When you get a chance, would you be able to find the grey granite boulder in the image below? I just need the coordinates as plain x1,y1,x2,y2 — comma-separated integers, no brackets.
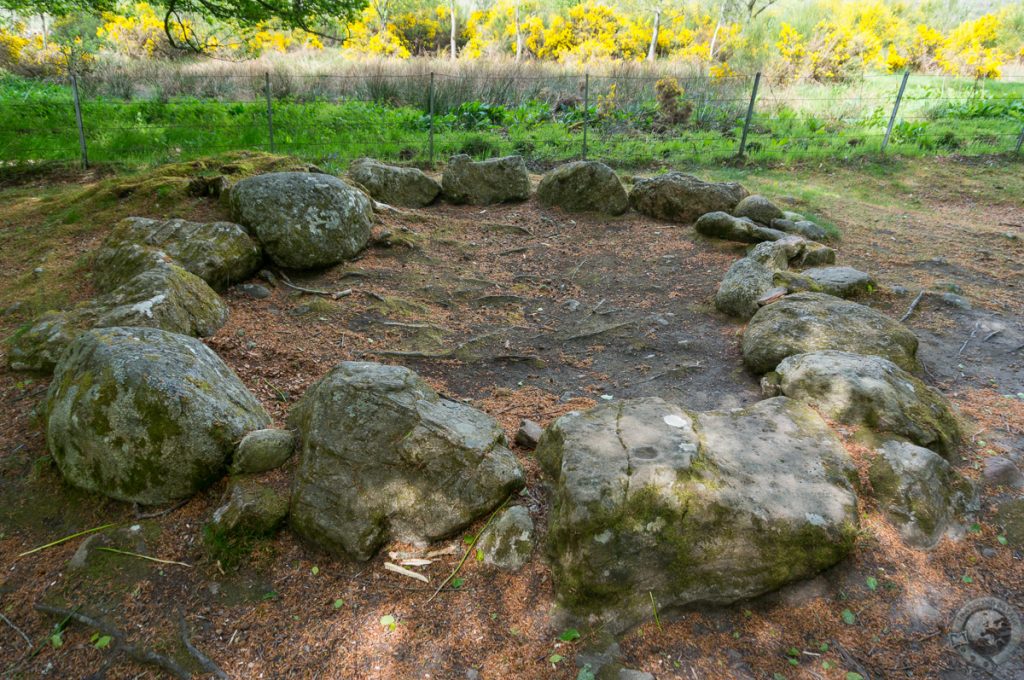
869,441,975,549
478,505,534,571
207,476,289,540
715,257,777,319
228,172,372,269
733,194,783,225
539,396,858,632
742,293,920,374
770,218,829,242
288,361,526,560
695,212,787,243
348,158,441,207
802,266,874,297
536,161,628,215
232,428,295,474
96,217,262,291
629,173,748,223
45,327,271,504
441,154,531,205
775,351,960,458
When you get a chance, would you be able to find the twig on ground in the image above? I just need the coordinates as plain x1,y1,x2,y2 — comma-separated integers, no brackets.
831,639,872,680
0,613,31,649
982,329,1002,342
18,523,116,558
568,258,588,281
899,291,924,322
425,498,508,605
179,614,229,680
276,270,352,299
958,321,979,356
95,547,191,567
384,562,429,583
34,604,191,680
134,498,188,520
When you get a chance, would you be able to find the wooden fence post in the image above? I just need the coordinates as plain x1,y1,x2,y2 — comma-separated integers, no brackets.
265,72,275,153
738,71,761,158
428,72,435,167
881,70,910,155
582,72,589,161
71,73,88,168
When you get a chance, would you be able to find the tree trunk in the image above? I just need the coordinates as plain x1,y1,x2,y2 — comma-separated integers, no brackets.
708,6,723,61
514,2,523,62
646,9,660,61
40,13,47,50
449,0,457,60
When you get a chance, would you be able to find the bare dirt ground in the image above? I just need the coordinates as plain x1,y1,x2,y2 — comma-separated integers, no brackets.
1,153,1023,679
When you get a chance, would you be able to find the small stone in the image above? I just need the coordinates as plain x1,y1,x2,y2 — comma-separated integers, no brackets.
939,292,971,310
207,476,289,541
258,269,277,286
238,283,271,299
232,428,296,475
983,457,1024,488
564,299,582,312
891,285,909,296
515,419,543,450
33,267,44,276
477,506,534,571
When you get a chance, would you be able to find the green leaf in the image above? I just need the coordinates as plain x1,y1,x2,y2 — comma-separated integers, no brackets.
788,657,799,666
846,673,864,680
50,631,63,648
333,599,344,609
451,577,465,590
463,535,475,545
261,590,278,600
819,642,829,652
968,523,982,533
93,634,112,649
475,548,484,562
822,660,833,670
786,647,799,657
311,566,320,575
866,576,878,591
841,609,856,625
549,653,564,665
997,535,1008,545
559,628,581,642
773,674,787,680
961,574,973,584
575,665,596,680
380,614,396,631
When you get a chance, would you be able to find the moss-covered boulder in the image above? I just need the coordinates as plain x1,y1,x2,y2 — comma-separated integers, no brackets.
695,211,787,243
748,235,836,269
715,257,777,319
8,263,228,374
228,171,372,269
771,218,829,242
776,350,960,458
478,505,534,571
868,441,976,549
348,158,441,207
96,217,262,291
441,154,531,205
539,396,858,633
629,173,748,223
231,428,295,474
536,161,628,215
208,476,289,540
288,361,526,560
45,327,271,505
733,194,784,225
742,292,920,374
90,242,172,292
801,266,874,298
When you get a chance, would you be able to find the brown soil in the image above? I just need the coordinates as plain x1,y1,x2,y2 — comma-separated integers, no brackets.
1,154,1022,679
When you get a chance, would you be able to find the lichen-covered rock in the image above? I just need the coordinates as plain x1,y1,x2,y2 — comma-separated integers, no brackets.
715,257,776,319
536,161,628,215
45,327,271,504
869,441,975,549
748,235,835,269
629,173,748,223
996,498,1024,546
348,158,441,207
802,266,874,298
478,505,534,571
441,154,531,205
207,476,289,540
539,396,858,632
96,217,262,290
695,212,787,243
91,242,172,292
776,351,960,458
8,263,228,373
232,428,295,474
771,218,829,242
734,194,783,225
288,361,526,560
742,292,920,374
228,171,372,269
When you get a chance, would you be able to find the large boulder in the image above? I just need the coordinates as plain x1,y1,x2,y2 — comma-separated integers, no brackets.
539,396,858,632
733,194,783,225
629,173,748,223
771,218,829,242
348,158,441,207
748,236,836,268
231,428,295,474
441,154,531,205
228,172,372,269
536,161,628,215
742,292,920,374
207,476,290,541
774,351,960,458
288,362,526,560
96,217,262,291
695,212,787,243
45,327,271,505
868,441,975,549
8,263,228,373
715,257,776,319
478,505,535,571
802,266,874,298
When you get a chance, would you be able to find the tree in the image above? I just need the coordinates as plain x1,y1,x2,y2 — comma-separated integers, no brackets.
156,0,368,51
0,0,115,46
448,0,456,59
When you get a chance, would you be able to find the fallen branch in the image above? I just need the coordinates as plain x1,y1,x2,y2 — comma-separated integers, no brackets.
34,604,190,680
424,499,508,605
899,291,924,323
95,547,191,568
561,321,635,342
134,498,189,520
384,562,429,583
276,270,352,299
179,614,229,680
18,523,116,558
0,613,31,649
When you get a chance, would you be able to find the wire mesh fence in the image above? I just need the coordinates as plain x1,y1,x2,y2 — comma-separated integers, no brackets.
1,69,1022,171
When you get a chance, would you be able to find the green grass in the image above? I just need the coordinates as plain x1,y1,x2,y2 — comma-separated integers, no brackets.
1,72,1021,172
